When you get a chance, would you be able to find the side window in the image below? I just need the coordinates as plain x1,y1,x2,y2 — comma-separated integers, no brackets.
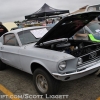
4,33,19,46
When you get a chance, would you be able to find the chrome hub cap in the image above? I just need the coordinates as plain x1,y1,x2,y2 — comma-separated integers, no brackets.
36,74,48,93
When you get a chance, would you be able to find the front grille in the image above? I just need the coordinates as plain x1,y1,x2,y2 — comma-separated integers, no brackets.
77,47,100,69
71,43,100,57
81,49,100,64
70,43,100,69
77,56,100,68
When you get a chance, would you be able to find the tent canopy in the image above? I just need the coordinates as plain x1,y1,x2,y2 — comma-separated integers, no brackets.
25,3,69,19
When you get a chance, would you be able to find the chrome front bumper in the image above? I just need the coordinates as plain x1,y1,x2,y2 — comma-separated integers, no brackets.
52,60,100,81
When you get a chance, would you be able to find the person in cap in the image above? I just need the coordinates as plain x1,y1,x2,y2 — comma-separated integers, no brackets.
0,22,8,37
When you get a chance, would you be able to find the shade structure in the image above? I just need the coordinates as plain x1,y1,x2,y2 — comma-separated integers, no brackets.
25,3,69,19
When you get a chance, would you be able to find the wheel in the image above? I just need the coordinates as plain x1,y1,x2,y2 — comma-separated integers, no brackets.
0,60,6,71
33,68,60,97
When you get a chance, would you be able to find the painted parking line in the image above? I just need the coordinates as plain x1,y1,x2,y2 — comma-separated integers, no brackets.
0,84,20,100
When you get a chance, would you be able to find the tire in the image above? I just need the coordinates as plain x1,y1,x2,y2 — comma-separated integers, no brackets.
33,68,60,97
0,60,6,71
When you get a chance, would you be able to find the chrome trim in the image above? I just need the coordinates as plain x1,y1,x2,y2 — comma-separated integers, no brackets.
77,59,100,71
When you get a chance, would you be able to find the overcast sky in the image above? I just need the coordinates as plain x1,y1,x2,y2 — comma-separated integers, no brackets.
0,0,100,22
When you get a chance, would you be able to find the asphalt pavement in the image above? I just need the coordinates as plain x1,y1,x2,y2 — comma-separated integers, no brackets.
0,66,100,100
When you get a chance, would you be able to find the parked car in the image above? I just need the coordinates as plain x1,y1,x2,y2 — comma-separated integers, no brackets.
3,22,18,31
0,12,100,96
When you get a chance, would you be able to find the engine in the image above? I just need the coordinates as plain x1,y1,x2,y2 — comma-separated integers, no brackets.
38,38,100,57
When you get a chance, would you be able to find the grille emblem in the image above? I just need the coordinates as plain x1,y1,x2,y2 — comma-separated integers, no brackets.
89,52,97,59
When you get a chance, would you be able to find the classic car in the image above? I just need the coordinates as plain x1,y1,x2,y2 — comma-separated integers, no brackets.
0,12,100,96
3,22,18,31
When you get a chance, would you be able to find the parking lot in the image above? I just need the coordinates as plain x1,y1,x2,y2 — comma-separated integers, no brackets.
0,66,100,100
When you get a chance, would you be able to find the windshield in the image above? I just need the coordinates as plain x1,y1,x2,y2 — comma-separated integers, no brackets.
18,28,49,45
87,22,100,34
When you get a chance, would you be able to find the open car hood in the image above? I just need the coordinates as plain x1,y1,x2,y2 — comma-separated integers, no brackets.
36,12,100,46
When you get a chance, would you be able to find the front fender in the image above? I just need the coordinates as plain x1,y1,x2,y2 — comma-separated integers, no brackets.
30,59,57,74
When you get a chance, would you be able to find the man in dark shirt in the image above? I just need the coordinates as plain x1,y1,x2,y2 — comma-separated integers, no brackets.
0,22,8,37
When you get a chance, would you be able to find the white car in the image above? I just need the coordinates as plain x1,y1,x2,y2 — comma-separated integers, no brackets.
0,12,100,96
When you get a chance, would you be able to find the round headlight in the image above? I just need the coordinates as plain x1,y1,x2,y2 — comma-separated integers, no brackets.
58,61,67,71
77,57,83,65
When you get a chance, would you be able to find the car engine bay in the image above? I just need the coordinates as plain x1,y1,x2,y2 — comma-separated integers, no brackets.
38,38,100,57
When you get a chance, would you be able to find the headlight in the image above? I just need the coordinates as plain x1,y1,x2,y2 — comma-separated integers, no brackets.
58,61,67,71
77,57,83,65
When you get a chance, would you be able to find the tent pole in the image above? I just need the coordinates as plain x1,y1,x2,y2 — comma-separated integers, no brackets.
45,13,47,25
45,13,46,20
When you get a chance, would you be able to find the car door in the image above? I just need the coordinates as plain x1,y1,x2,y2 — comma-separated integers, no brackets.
1,33,22,69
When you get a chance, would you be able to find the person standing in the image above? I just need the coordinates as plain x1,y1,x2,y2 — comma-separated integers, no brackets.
0,22,8,37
